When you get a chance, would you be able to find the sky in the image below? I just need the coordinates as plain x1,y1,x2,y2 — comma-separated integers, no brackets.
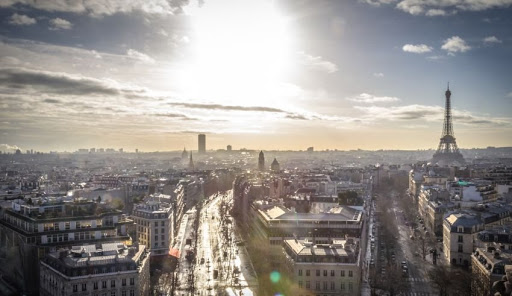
0,0,511,153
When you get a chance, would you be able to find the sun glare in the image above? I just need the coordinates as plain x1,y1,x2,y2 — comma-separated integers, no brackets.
179,0,293,106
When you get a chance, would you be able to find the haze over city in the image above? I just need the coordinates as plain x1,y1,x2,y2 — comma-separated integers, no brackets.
1,0,512,152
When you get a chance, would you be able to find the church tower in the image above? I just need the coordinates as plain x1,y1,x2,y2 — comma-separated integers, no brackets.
258,151,265,171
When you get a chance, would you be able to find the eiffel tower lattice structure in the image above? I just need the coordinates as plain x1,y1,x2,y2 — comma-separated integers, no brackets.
432,84,465,166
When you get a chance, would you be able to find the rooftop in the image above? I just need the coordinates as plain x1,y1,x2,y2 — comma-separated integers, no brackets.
260,205,362,222
42,242,148,276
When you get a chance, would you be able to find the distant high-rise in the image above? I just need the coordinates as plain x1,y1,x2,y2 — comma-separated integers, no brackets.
188,152,195,171
227,145,232,151
258,150,265,171
432,84,465,166
198,134,206,154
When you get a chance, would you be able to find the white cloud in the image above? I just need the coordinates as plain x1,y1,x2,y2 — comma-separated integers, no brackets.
373,72,384,78
483,36,502,44
126,49,156,64
0,143,22,153
441,36,471,53
355,104,512,126
49,18,73,30
426,9,446,16
297,51,338,74
363,0,512,16
347,93,400,103
0,0,195,17
402,44,433,53
360,0,397,7
426,55,446,60
8,13,36,26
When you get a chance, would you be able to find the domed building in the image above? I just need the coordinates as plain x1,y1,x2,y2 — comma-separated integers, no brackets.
271,158,280,173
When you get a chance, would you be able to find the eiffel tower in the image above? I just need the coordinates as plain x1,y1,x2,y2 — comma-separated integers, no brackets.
432,84,465,166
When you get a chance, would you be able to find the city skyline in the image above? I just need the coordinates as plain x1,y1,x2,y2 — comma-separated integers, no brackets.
1,0,512,152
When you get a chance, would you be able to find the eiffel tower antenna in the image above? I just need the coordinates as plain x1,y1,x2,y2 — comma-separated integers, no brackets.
432,84,465,166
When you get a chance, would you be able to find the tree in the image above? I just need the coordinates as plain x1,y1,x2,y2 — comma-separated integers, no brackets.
428,265,452,296
112,199,124,210
428,265,472,296
97,195,101,203
338,190,363,206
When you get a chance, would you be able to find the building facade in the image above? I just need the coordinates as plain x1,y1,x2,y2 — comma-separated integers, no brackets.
443,213,484,266
283,238,361,296
40,242,150,296
0,197,133,295
132,199,174,256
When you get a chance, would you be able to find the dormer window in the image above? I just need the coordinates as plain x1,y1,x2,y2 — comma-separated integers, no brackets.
457,226,464,233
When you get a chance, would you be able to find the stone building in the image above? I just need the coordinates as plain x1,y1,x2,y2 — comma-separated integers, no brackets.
39,242,150,296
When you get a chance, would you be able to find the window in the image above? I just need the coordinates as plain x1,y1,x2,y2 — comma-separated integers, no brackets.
161,235,164,241
122,291,127,296
349,282,353,291
331,281,335,290
349,270,353,277
458,244,463,252
458,235,463,243
73,284,78,292
122,278,126,286
111,292,116,296
306,270,310,276
130,278,134,285
155,235,158,241
316,270,320,276
154,222,158,227
94,282,98,290
323,281,327,290
323,270,327,276
161,221,165,226
331,270,335,276
298,269,302,276
306,281,310,289
130,291,135,296
65,222,70,230
298,281,303,288
111,280,115,288
82,283,87,291
155,228,158,234
341,270,345,277
102,281,107,288
315,281,320,291
341,282,345,290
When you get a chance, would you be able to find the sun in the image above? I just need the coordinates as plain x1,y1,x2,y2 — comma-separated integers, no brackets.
179,0,293,107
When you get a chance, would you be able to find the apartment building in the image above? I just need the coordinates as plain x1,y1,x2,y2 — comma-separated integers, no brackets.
40,242,150,296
